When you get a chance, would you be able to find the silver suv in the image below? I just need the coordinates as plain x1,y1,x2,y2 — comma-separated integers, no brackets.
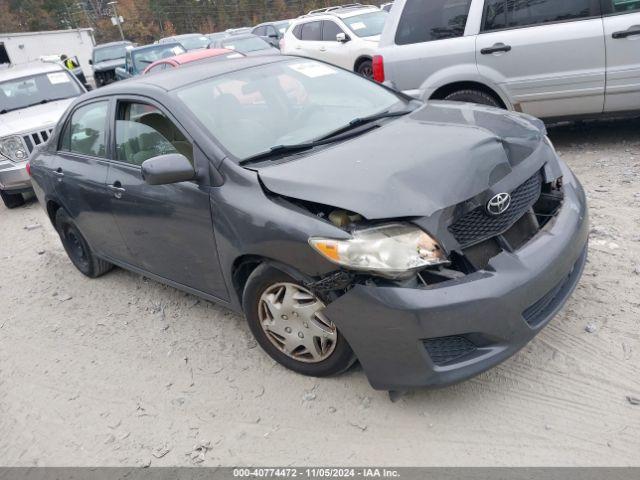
376,0,640,120
0,61,85,208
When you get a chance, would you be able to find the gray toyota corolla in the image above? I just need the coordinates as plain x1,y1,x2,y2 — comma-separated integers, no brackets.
29,56,589,391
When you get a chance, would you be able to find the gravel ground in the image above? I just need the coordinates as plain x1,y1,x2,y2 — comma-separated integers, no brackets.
1,118,639,467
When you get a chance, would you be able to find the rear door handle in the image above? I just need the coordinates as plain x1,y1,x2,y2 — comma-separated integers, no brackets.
108,183,126,199
319,46,326,52
612,27,640,39
481,43,512,55
53,168,64,181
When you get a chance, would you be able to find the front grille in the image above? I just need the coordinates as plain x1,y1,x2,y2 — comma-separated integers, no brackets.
423,336,477,366
22,128,54,154
449,172,543,248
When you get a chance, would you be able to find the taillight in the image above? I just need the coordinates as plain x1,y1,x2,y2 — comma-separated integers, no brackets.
26,161,31,176
372,55,385,83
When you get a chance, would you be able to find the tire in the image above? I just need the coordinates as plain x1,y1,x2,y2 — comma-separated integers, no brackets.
1,190,25,209
54,209,113,278
242,264,356,377
443,89,502,108
356,59,373,79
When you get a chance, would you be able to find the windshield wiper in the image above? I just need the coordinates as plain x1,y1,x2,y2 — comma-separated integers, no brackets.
240,123,380,166
315,109,413,142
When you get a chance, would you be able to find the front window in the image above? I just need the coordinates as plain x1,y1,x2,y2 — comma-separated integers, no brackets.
220,36,271,53
176,59,407,161
178,35,211,50
132,45,185,72
93,45,128,63
343,11,388,37
0,71,83,114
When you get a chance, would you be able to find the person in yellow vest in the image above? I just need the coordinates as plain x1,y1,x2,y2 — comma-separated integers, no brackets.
60,54,79,71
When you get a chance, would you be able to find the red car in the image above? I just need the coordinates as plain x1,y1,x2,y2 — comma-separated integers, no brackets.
142,48,244,74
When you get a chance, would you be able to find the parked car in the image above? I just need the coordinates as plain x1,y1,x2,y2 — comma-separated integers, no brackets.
0,61,85,208
158,34,211,51
28,56,588,391
252,20,292,48
210,34,280,56
206,32,229,44
376,0,640,120
90,41,133,87
142,48,245,74
115,43,186,80
282,4,389,78
225,27,253,35
380,2,393,12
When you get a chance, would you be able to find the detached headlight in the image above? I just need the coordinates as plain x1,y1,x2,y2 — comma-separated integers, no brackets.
0,136,29,162
309,223,448,278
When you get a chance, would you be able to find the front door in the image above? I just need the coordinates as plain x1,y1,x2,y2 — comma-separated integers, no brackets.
601,0,640,112
476,0,606,118
54,100,123,258
105,99,228,301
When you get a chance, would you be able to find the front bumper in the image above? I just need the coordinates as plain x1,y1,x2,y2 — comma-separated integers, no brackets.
325,163,589,390
0,160,32,193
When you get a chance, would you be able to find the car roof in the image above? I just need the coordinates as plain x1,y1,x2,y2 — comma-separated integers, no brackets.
84,55,286,96
130,42,183,53
168,48,237,65
94,41,132,49
0,61,65,82
296,4,379,21
220,33,259,41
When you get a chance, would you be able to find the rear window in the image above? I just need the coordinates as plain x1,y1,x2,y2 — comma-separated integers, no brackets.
605,0,640,13
483,0,599,31
300,21,322,41
395,0,472,45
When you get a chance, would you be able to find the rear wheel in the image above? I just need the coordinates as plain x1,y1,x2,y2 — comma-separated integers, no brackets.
243,265,356,377
55,209,113,278
443,89,502,108
1,190,25,209
356,59,373,79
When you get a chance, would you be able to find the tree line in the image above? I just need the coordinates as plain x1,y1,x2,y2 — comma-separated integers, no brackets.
0,0,382,44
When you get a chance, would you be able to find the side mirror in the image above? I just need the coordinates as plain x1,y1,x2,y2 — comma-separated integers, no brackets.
141,154,195,185
89,59,93,65
336,33,349,43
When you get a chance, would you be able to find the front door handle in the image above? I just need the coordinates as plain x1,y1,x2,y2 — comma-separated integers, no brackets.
612,27,640,39
108,183,126,199
53,167,64,182
319,46,326,52
481,43,512,55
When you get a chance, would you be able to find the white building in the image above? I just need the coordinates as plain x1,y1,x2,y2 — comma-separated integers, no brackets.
0,28,95,77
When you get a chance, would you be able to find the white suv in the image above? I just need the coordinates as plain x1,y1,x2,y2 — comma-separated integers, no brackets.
376,0,640,120
282,4,389,78
0,61,85,208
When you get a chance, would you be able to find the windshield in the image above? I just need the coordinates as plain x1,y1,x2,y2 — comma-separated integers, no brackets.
178,35,211,50
221,36,270,53
344,11,388,37
177,59,406,160
0,71,82,114
133,45,185,72
94,45,128,63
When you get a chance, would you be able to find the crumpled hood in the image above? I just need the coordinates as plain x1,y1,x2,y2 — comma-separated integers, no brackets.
93,58,125,72
256,102,548,219
0,98,75,138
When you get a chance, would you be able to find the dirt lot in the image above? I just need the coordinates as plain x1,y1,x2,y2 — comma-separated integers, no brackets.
1,118,639,467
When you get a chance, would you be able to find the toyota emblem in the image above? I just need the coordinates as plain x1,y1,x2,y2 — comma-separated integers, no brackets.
487,193,511,216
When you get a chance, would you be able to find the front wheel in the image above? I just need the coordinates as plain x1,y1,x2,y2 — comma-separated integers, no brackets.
443,89,502,108
1,190,25,209
242,265,356,377
55,209,113,278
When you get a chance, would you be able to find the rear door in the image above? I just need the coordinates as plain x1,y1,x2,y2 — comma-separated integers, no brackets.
105,98,228,300
54,100,124,258
601,0,640,112
386,0,477,91
476,0,606,118
297,20,324,59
